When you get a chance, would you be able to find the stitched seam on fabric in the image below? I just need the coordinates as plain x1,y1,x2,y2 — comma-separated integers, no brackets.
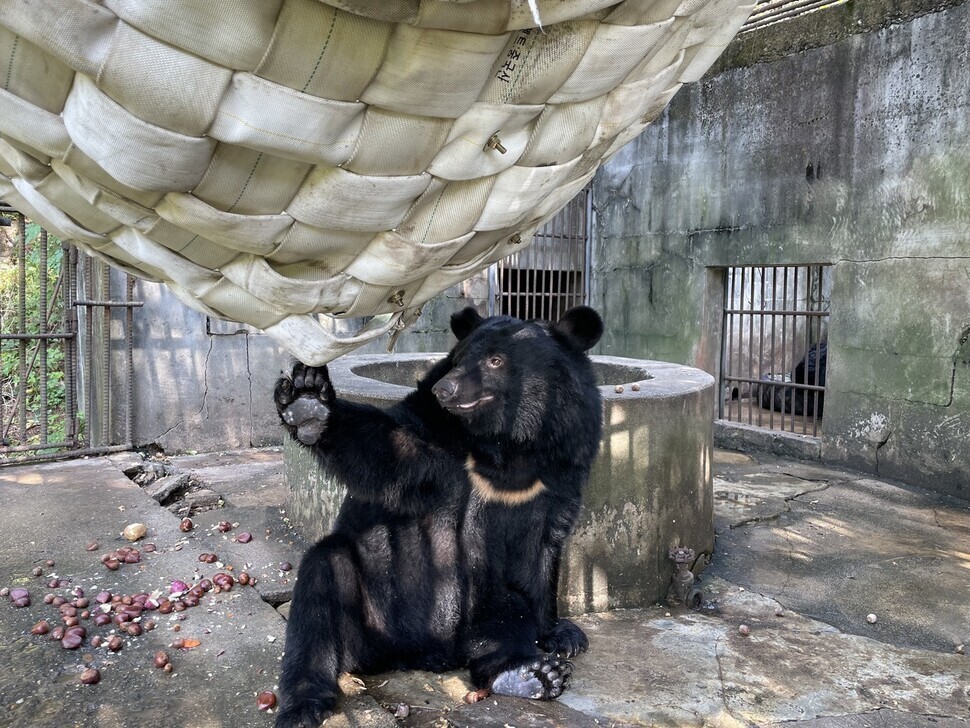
227,152,263,213
4,34,18,90
302,9,338,93
217,110,341,150
420,188,445,244
178,234,201,253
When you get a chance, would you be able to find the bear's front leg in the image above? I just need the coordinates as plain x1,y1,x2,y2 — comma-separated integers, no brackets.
275,363,335,445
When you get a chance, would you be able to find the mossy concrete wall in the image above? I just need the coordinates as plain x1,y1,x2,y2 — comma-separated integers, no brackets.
284,354,715,613
590,0,970,498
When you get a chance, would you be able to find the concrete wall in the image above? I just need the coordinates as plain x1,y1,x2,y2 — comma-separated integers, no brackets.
589,0,970,498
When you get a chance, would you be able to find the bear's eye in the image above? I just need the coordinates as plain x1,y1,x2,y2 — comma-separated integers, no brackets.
486,355,504,369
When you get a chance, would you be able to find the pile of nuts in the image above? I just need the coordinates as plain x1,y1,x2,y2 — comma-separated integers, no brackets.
6,540,260,690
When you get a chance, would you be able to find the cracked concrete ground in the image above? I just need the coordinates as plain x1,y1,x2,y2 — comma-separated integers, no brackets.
0,448,967,727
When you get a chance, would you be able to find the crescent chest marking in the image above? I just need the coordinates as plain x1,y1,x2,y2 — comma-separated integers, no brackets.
465,455,546,506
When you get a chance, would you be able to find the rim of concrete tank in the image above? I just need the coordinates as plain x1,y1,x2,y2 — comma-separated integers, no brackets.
327,353,714,402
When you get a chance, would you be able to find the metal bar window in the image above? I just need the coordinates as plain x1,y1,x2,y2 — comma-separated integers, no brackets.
720,264,830,436
489,185,592,320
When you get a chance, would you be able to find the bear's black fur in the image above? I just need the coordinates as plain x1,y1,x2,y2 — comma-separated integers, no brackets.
273,306,604,728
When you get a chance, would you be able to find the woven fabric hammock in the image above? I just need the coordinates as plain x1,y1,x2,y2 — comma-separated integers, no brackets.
0,0,753,364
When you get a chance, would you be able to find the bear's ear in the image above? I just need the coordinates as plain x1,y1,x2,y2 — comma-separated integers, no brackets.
450,307,485,341
551,306,603,352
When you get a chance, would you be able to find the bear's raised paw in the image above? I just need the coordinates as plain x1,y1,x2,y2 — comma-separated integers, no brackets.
275,364,335,446
490,655,572,700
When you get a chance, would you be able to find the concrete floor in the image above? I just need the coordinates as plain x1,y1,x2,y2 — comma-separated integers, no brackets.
0,447,966,727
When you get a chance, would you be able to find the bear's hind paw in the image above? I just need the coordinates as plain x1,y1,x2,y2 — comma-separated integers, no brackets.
490,655,572,700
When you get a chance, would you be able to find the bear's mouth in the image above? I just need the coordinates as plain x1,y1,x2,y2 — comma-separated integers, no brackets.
449,395,494,412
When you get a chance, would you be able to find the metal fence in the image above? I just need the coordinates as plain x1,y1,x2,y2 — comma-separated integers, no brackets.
720,264,830,436
488,186,591,320
0,204,139,463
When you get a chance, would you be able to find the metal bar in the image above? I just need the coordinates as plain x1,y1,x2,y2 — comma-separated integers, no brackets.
767,267,776,430
39,229,49,443
16,215,27,443
100,264,110,445
84,255,93,448
780,267,789,431
125,275,134,444
720,268,731,419
723,308,828,316
0,333,74,340
73,300,144,308
790,266,799,433
0,442,132,464
746,266,754,425
65,244,78,443
756,267,766,428
584,187,593,307
729,374,825,391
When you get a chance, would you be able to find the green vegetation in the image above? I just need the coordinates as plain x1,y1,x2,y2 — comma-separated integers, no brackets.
0,221,69,449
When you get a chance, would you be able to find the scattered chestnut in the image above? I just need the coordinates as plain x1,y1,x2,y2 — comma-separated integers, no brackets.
236,532,252,544
179,518,194,532
85,541,99,552
30,620,50,635
217,521,233,533
256,691,277,711
237,572,251,586
106,636,123,652
31,566,43,577
154,651,170,668
79,668,100,685
279,562,293,572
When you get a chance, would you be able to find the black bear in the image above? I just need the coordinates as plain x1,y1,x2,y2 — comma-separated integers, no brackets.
272,306,604,728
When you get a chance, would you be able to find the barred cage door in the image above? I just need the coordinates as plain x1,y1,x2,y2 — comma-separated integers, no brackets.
720,264,830,436
0,203,139,463
488,186,591,321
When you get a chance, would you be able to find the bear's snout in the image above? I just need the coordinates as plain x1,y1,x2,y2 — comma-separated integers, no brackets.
431,377,458,403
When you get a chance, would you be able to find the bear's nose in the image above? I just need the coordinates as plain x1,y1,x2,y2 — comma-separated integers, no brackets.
432,378,458,403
